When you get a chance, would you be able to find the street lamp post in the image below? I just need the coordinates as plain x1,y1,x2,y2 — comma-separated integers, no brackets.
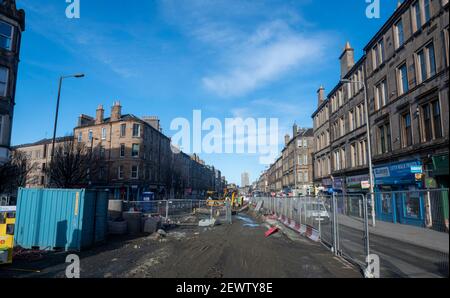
50,74,85,165
341,79,376,227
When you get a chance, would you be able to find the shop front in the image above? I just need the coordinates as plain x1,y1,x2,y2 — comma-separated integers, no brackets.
373,160,427,227
427,154,449,231
346,174,370,217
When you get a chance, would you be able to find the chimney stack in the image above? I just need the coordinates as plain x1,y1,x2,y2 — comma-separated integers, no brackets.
111,101,122,122
293,123,298,137
339,42,355,79
143,116,161,131
285,134,290,146
96,105,104,124
317,85,325,106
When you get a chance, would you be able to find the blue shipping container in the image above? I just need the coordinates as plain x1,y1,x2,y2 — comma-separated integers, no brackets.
15,188,109,251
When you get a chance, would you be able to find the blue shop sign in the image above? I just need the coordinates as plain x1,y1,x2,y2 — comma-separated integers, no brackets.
374,160,422,186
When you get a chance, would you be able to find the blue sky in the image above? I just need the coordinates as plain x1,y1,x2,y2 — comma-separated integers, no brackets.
13,0,400,185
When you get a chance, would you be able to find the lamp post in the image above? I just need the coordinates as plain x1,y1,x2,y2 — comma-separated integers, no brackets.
341,79,376,227
50,74,85,164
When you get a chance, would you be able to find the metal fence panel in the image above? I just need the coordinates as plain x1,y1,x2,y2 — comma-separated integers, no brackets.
334,194,367,267
367,189,449,278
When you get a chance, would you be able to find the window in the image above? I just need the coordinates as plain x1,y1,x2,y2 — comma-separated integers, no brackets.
131,165,139,179
351,143,357,167
417,43,436,84
118,165,124,180
101,127,107,140
395,19,404,48
378,123,392,154
120,144,125,157
378,39,385,64
0,66,9,96
375,79,387,109
427,43,436,77
0,21,13,50
423,103,432,141
120,124,126,137
372,39,385,69
397,63,409,95
339,117,345,137
132,124,141,137
421,100,442,142
444,28,449,67
417,49,427,82
401,112,413,147
413,1,422,32
87,130,93,142
132,144,139,157
349,110,354,131
77,132,82,142
340,148,346,169
433,101,442,138
334,151,341,171
424,0,431,23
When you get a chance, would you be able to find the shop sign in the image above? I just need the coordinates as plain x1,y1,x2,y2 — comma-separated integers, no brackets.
374,160,422,186
346,175,370,189
361,181,371,189
410,166,423,174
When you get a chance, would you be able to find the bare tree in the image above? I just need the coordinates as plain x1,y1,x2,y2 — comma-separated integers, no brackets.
45,139,102,189
0,151,34,195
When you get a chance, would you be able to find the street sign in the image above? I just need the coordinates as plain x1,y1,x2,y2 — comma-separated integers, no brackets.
410,166,423,174
361,181,371,189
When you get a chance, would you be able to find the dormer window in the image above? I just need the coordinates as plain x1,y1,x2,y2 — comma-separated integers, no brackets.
0,21,13,51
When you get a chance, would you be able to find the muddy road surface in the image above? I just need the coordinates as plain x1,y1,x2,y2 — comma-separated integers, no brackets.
0,212,361,278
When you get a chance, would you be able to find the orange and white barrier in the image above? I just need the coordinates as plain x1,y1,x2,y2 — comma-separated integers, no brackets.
269,213,320,242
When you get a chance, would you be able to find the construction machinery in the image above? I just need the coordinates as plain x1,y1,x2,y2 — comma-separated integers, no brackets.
0,206,16,265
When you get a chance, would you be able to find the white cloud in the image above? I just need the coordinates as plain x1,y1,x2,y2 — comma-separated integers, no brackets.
202,20,327,97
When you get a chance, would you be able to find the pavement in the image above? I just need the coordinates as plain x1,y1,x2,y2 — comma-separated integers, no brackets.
319,215,449,278
337,214,449,253
0,212,361,278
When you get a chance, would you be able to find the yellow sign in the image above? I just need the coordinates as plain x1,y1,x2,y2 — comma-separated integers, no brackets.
0,206,16,265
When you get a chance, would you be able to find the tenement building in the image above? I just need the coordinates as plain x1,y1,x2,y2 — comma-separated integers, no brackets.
264,125,314,196
72,102,219,201
365,0,449,194
328,43,369,194
13,137,72,187
0,0,24,165
312,0,449,228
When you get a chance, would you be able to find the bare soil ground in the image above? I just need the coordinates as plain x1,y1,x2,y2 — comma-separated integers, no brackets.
0,212,361,278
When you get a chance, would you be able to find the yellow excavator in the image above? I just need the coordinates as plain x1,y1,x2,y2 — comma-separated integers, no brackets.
206,188,241,208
